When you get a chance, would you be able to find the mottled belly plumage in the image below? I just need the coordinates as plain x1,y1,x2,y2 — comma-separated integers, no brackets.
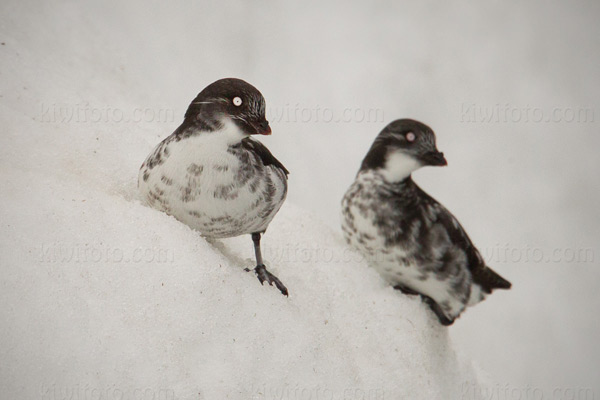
138,137,287,239
341,174,472,319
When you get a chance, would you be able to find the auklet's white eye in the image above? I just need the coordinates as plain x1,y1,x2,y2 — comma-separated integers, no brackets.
233,97,243,106
406,132,416,142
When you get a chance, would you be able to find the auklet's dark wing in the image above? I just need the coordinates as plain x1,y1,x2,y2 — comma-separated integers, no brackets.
418,187,512,293
241,137,289,177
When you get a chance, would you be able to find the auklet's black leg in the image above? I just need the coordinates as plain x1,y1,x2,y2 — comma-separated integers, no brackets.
421,296,454,326
246,232,288,296
393,285,420,296
394,285,453,325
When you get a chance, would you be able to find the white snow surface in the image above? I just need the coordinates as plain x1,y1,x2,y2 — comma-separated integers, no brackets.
2,170,477,399
1,0,599,399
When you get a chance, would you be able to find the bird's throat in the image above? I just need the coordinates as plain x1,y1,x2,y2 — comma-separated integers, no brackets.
380,151,421,183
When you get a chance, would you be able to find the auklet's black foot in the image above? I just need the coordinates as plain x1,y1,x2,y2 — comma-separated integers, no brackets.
246,264,289,296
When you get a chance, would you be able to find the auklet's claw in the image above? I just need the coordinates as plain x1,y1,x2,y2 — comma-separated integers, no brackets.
251,264,289,296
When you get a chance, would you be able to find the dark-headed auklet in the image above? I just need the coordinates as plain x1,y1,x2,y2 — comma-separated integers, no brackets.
341,119,510,325
139,78,289,295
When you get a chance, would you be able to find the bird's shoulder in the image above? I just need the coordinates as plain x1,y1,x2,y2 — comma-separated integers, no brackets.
415,185,511,291
238,137,289,176
415,186,485,266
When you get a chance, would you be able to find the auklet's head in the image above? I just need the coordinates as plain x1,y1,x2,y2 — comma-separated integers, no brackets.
360,119,447,182
184,78,271,136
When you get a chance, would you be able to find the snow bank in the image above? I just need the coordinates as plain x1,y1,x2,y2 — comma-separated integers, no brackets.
0,1,482,399
1,171,479,399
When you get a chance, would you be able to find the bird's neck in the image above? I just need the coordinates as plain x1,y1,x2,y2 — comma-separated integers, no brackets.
383,174,417,193
360,142,420,184
175,118,248,147
385,176,422,208
379,151,420,183
358,169,415,190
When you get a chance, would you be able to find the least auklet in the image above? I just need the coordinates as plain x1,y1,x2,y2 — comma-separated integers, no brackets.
139,78,289,295
341,119,511,325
